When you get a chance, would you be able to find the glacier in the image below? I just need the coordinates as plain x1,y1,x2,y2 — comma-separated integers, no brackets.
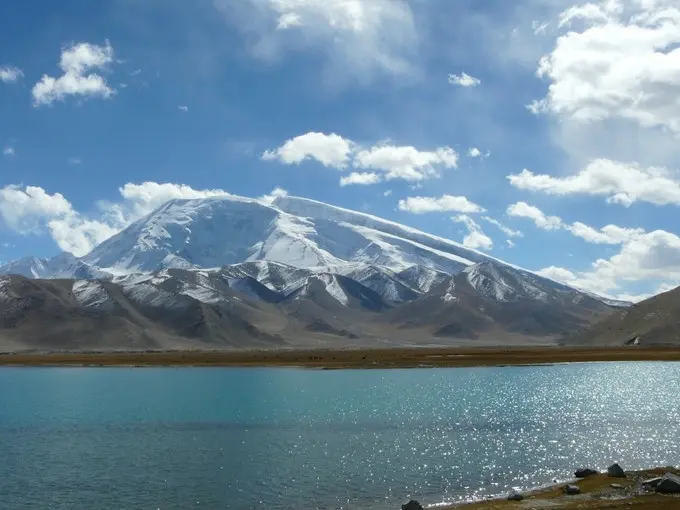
0,193,629,309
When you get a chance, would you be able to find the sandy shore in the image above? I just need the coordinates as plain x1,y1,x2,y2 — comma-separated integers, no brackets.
0,346,679,368
450,467,680,509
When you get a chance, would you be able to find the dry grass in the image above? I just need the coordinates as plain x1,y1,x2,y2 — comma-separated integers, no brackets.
0,346,679,368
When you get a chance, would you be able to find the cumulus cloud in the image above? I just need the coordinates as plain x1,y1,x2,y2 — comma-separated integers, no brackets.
567,222,644,245
216,0,417,82
507,202,563,230
262,132,354,168
530,0,680,136
3,147,15,156
0,66,23,83
32,41,116,106
0,186,74,233
339,172,381,186
537,227,680,300
353,145,458,182
448,72,481,87
508,159,680,207
481,216,523,237
264,132,460,185
398,195,485,214
178,105,189,112
0,182,232,256
452,214,493,251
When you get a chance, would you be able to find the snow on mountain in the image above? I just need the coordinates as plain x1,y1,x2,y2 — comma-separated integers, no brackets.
457,260,601,307
0,252,110,279
79,194,499,276
81,197,342,273
331,263,420,303
0,193,628,310
0,253,110,280
72,280,115,312
397,265,449,294
218,261,310,294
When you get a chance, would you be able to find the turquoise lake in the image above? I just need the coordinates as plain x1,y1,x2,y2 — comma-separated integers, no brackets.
0,362,678,509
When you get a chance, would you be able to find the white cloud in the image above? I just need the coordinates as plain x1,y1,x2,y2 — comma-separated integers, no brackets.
507,201,563,230
383,189,392,197
537,227,680,299
448,72,481,87
468,147,481,158
531,0,680,136
178,105,189,112
116,182,230,219
0,66,23,83
452,214,493,251
339,172,381,186
47,217,120,257
217,0,417,82
481,216,523,237
262,132,354,168
508,159,680,206
68,157,82,165
354,145,459,182
398,195,485,214
260,186,289,203
506,239,515,248
0,186,74,233
567,222,644,245
3,147,15,156
0,182,232,256
264,132,459,184
536,265,578,284
32,41,116,106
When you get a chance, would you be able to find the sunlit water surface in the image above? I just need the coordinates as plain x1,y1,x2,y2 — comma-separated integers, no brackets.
0,362,678,509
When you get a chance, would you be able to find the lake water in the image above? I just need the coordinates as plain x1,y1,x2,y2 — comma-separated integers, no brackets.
0,362,678,509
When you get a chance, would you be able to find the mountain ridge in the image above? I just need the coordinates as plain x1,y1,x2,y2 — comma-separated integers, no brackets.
0,193,630,351
0,193,625,304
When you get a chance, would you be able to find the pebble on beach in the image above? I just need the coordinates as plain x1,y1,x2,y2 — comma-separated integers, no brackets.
564,484,581,495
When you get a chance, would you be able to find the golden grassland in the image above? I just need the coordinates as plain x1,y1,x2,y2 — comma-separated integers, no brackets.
0,345,679,368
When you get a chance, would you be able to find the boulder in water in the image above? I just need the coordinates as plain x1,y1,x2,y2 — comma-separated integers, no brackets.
402,500,423,510
574,468,598,478
656,473,680,494
564,484,581,495
607,463,626,478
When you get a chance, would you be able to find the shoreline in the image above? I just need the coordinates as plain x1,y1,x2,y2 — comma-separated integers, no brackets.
0,346,679,368
445,466,680,509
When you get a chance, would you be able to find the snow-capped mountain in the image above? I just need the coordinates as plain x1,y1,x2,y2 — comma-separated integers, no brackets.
0,192,630,351
0,252,109,280
75,194,495,276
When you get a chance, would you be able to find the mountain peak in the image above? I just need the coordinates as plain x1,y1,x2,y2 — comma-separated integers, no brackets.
0,193,623,311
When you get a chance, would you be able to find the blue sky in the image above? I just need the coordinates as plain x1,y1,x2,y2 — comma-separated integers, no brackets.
1,0,680,301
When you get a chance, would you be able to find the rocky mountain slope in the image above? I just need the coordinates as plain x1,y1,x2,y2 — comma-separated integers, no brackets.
565,286,680,346
0,259,615,352
0,194,623,351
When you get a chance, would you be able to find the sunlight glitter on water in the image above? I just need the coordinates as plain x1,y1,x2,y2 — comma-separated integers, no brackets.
0,362,678,510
